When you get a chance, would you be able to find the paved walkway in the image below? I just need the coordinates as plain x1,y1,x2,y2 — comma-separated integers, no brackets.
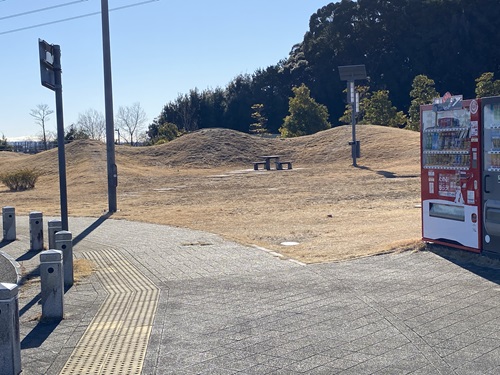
2,216,500,374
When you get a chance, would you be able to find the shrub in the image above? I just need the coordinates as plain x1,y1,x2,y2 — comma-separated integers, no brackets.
0,169,40,191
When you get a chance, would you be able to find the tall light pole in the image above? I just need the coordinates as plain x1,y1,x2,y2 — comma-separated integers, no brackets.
101,0,117,212
338,65,367,167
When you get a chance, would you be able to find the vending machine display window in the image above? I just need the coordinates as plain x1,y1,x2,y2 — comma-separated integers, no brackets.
422,108,472,170
482,102,500,172
481,97,500,255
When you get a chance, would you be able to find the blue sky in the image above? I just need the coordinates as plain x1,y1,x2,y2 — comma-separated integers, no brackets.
1,0,332,140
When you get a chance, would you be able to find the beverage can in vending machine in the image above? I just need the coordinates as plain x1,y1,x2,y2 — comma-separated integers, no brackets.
492,153,499,168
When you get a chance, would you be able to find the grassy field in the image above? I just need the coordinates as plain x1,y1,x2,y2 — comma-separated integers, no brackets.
0,125,422,263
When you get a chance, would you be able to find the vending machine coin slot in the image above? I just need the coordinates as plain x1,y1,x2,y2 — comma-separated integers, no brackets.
484,174,491,194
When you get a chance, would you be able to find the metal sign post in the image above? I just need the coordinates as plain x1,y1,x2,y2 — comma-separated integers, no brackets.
38,39,69,231
338,65,367,167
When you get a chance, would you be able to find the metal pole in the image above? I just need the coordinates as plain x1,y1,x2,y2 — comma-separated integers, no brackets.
101,0,117,212
349,81,357,167
53,46,69,230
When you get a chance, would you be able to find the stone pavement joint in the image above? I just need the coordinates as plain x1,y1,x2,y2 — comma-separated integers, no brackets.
3,217,500,374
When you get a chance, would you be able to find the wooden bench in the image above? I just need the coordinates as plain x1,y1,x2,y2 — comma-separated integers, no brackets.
276,161,292,170
253,162,267,170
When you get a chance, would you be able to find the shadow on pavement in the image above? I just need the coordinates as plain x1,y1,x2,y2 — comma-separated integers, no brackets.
428,244,500,285
16,250,40,262
73,212,113,246
19,292,41,318
0,239,15,249
21,318,61,349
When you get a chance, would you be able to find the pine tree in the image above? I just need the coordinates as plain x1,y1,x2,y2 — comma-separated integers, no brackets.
249,104,268,135
280,84,331,137
407,75,439,131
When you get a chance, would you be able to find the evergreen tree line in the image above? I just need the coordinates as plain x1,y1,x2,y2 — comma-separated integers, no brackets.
148,0,500,143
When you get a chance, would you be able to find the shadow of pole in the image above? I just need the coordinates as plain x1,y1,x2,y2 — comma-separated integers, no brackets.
73,212,113,246
0,239,15,249
19,292,41,318
16,250,40,262
354,165,419,179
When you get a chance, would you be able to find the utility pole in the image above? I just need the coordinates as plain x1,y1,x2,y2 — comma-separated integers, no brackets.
101,0,117,212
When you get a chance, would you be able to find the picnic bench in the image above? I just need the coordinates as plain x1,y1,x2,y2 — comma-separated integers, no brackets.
253,155,292,171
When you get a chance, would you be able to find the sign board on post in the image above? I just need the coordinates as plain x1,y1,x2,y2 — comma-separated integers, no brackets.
338,65,367,82
39,39,56,90
37,39,68,231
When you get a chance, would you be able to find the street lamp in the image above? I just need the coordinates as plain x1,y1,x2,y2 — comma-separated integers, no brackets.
338,64,367,167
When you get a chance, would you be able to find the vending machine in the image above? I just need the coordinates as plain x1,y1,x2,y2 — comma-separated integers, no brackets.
420,95,482,252
481,96,500,256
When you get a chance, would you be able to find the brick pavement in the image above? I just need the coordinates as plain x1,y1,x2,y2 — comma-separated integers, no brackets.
2,216,500,374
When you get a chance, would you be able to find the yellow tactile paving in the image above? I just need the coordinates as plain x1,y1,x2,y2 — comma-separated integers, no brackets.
60,248,159,375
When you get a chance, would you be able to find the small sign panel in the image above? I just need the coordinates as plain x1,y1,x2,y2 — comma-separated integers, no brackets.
38,39,56,91
471,121,479,136
338,65,367,81
40,64,56,90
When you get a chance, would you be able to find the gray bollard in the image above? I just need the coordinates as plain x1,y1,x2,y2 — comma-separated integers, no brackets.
40,250,64,320
55,231,74,287
47,219,62,250
29,211,44,251
0,283,21,375
2,206,16,241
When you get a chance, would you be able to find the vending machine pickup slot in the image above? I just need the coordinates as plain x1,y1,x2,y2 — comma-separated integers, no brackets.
484,200,500,236
429,203,465,221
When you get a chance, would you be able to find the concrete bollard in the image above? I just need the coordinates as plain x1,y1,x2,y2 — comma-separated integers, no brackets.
29,211,44,251
55,231,74,287
47,219,62,250
2,206,16,241
0,283,21,375
40,250,64,320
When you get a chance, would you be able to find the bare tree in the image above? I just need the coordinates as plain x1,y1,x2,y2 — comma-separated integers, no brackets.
115,102,147,145
77,109,106,141
30,104,53,150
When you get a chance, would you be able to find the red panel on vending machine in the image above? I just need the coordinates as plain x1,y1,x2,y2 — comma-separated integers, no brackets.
420,97,482,252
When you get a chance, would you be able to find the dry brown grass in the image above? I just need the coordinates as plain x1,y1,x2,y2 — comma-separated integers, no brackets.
74,258,95,283
0,125,422,263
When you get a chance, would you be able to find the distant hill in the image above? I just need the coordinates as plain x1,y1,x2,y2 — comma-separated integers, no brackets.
0,125,420,173
125,125,420,168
